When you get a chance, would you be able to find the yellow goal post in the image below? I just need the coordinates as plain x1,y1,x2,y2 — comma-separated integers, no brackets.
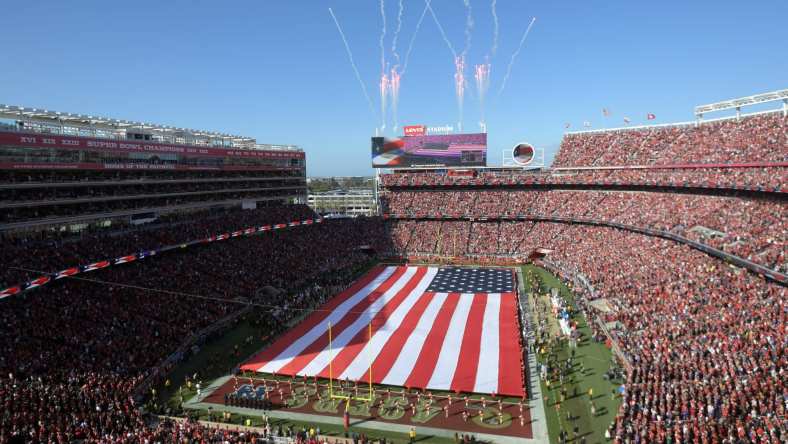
328,321,374,405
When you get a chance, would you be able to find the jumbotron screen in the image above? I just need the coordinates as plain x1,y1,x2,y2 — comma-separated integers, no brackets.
371,133,487,168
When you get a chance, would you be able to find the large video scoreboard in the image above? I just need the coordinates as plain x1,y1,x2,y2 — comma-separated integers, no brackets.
371,132,487,168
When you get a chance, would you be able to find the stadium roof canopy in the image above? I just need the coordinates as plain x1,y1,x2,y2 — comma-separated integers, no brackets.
0,103,258,147
694,89,788,116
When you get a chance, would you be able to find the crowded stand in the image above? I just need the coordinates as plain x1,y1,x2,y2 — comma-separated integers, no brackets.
0,214,388,442
540,225,786,443
380,114,787,440
373,109,787,441
467,222,500,254
0,188,303,225
0,205,318,288
384,218,786,442
381,166,787,194
381,189,786,272
0,181,303,203
554,111,787,167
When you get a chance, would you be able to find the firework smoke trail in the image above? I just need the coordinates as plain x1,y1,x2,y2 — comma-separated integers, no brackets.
491,0,499,56
380,72,389,131
460,0,473,131
328,8,377,118
426,1,457,58
391,0,404,66
455,55,466,131
426,1,463,129
498,16,536,98
379,0,388,131
402,0,430,75
379,0,387,74
389,68,401,129
462,0,473,58
474,62,491,123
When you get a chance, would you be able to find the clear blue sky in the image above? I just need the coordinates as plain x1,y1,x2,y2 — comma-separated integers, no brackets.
1,0,785,176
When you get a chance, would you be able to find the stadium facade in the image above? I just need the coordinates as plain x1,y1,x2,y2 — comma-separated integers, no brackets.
0,104,306,233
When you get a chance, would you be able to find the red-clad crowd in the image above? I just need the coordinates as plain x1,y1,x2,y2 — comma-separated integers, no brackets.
381,190,786,273
0,211,389,443
385,218,787,442
538,225,787,444
381,167,787,194
554,112,787,167
381,112,788,193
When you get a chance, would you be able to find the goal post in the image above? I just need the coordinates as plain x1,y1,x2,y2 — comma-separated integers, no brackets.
328,321,374,403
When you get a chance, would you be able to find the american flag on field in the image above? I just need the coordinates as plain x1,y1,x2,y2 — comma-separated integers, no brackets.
241,265,525,397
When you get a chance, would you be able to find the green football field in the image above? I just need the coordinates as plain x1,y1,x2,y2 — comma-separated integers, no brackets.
523,264,623,443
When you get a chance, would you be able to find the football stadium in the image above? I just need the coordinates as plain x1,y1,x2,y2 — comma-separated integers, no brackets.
1,2,786,444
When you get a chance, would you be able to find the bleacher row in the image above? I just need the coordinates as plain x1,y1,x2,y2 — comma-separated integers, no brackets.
382,166,787,194
381,190,786,273
0,205,317,288
554,112,787,167
383,112,788,194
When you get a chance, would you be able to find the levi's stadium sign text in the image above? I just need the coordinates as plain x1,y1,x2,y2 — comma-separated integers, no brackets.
371,133,487,168
403,125,426,136
403,125,455,136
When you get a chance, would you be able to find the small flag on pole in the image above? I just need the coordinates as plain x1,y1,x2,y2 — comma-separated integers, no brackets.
602,108,610,117
647,113,656,120
623,117,631,124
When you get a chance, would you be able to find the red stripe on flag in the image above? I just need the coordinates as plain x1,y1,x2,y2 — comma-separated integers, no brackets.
276,267,407,376
449,293,487,393
240,265,387,372
316,267,428,380
361,291,435,383
26,276,51,289
55,267,80,279
404,293,460,389
498,292,525,397
0,286,21,298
